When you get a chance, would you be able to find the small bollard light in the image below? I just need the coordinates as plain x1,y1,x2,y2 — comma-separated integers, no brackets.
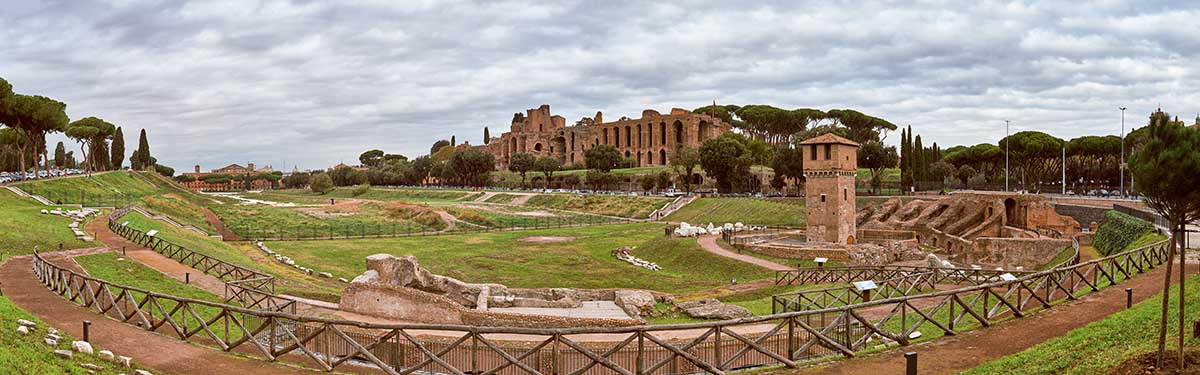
1126,288,1133,309
185,273,190,284
905,352,918,375
58,243,63,251
122,246,126,255
1193,320,1199,339
731,278,737,285
82,320,91,342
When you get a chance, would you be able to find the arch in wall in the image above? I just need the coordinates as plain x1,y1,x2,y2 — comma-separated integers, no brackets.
570,153,575,163
624,150,631,158
511,137,518,155
660,122,667,145
533,143,543,153
646,151,653,165
603,129,609,144
699,120,711,141
551,137,566,158
570,133,575,151
692,173,703,185
614,127,621,148
847,235,855,245
650,125,657,147
1004,198,1017,227
637,124,642,148
673,120,684,144
660,149,667,165
625,125,632,148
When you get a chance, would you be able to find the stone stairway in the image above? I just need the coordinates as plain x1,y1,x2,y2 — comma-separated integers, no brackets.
6,185,56,206
649,195,697,221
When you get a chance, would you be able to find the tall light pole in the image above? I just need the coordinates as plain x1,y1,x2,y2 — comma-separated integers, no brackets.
1119,107,1126,198
1004,120,1010,192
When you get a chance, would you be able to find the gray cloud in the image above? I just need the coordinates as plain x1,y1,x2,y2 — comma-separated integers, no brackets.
3,0,1198,170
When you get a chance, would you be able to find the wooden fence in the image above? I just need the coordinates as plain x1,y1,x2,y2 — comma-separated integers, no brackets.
31,234,1169,374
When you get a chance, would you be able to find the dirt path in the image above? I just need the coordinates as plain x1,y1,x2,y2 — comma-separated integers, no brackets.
0,255,323,375
788,262,1200,375
86,216,231,296
697,234,794,271
203,207,241,240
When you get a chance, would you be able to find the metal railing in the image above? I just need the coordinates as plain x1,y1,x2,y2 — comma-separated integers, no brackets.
31,234,1170,374
108,208,294,313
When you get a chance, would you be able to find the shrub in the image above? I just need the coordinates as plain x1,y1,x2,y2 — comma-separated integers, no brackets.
310,174,334,194
351,183,370,197
1093,210,1154,255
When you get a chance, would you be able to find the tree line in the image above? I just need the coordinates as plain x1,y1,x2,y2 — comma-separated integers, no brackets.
0,77,163,178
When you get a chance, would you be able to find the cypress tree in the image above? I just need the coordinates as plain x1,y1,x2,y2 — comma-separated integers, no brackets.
484,127,490,144
914,135,924,182
111,127,125,169
53,142,66,168
451,135,456,146
132,128,150,170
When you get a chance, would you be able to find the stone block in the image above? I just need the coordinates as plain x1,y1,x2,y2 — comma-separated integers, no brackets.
53,349,73,359
118,355,133,367
72,340,94,354
16,319,36,328
98,350,115,361
16,325,29,335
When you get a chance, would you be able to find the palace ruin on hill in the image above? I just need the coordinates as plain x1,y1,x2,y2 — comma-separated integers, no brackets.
476,105,732,170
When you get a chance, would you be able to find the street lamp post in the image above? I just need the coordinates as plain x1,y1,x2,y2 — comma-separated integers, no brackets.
1119,107,1126,198
1004,120,1010,192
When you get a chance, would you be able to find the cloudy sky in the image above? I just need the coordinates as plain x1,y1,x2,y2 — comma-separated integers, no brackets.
2,0,1198,170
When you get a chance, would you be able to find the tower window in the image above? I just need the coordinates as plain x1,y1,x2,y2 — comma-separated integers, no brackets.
824,144,831,160
820,194,826,203
843,189,847,201
810,145,817,160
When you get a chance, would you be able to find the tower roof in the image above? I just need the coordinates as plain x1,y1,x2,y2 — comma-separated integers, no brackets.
798,133,860,147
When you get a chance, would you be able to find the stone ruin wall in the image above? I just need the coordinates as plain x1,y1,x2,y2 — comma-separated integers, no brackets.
856,193,1083,269
339,254,663,328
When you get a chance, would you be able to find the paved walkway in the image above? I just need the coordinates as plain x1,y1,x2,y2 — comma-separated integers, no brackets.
788,261,1199,375
697,234,794,271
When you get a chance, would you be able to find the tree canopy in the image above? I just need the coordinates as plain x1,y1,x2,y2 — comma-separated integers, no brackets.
507,152,536,187
584,144,622,172
65,116,116,173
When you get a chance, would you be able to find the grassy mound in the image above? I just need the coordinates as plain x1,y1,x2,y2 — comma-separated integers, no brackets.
116,211,343,301
0,190,88,258
664,197,805,226
522,194,669,219
210,200,443,239
964,273,1200,375
1094,210,1156,255
264,223,774,294
251,188,472,204
484,193,521,204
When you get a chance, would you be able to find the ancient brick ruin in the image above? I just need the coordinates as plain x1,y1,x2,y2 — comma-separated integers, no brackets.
857,192,1080,269
477,104,731,169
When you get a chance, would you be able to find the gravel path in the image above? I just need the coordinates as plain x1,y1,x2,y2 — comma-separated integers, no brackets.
696,234,794,271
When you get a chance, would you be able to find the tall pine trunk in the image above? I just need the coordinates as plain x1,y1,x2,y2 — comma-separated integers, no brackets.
1178,223,1186,368
1157,219,1177,368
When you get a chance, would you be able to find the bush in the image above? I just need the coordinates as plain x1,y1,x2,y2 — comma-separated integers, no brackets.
310,174,334,194
351,183,370,197
1094,210,1155,255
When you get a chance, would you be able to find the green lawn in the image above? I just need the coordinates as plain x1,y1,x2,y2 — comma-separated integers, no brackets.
0,268,152,374
264,222,774,294
964,272,1200,375
484,193,521,204
664,197,805,226
209,199,441,239
254,187,474,204
15,171,217,232
442,204,615,229
117,211,344,302
522,194,670,219
0,190,89,258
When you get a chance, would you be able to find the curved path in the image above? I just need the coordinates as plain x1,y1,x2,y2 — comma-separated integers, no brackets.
0,254,323,375
697,234,794,271
791,261,1199,375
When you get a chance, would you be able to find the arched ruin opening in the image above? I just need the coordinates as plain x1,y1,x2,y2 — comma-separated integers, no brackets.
1004,198,1017,227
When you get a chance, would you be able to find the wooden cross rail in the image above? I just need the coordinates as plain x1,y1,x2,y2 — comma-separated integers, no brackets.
31,235,1169,375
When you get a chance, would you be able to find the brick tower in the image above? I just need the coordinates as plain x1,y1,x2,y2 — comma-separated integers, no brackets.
800,134,859,244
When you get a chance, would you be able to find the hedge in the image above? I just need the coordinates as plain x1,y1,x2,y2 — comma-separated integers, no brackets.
1093,210,1154,255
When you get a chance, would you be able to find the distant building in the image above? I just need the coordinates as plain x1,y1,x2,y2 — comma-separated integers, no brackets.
179,163,277,191
331,163,369,172
476,104,731,170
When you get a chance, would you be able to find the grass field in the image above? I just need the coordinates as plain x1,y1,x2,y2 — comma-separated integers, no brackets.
209,199,444,239
664,197,805,226
264,222,774,294
521,194,670,219
118,211,344,301
0,190,89,258
248,187,475,204
15,171,218,232
484,193,521,204
964,273,1200,375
